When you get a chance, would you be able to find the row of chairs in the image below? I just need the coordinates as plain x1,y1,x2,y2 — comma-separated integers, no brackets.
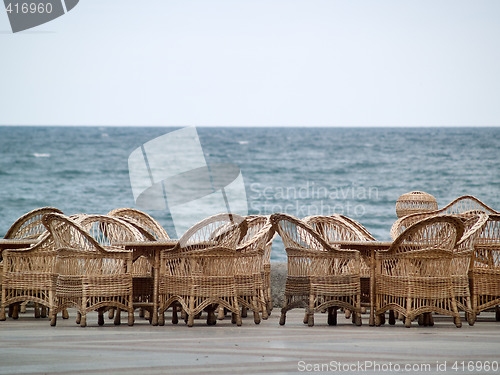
0,208,275,327
273,195,500,328
1,195,499,328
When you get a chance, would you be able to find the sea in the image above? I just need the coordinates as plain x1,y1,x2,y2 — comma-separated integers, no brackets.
1,126,500,262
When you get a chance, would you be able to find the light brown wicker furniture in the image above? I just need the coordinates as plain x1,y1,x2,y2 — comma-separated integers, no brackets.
107,208,170,321
395,191,438,218
271,213,362,327
158,213,246,327
1,207,63,317
304,214,369,324
0,236,57,322
234,216,274,323
470,214,500,323
391,195,498,240
42,213,139,327
375,215,464,328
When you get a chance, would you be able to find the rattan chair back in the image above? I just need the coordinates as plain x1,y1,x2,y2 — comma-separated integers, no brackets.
4,207,63,239
270,213,362,327
107,208,169,240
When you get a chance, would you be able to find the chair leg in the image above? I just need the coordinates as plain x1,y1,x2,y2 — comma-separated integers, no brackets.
217,305,225,320
307,294,315,327
303,310,309,324
80,313,87,327
241,306,248,318
34,303,41,318
40,305,47,318
328,307,337,326
108,308,115,319
251,297,261,324
50,312,57,327
496,306,500,322
207,305,217,326
12,303,19,319
187,296,195,327
114,308,121,325
279,308,287,325
172,304,179,324
158,309,165,326
98,309,105,326
389,310,396,325
128,310,134,326
353,311,362,326
62,308,69,319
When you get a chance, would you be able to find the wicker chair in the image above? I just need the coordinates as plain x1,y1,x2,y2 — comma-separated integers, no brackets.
158,213,246,327
42,213,139,327
470,214,500,323
233,216,274,323
0,232,59,322
304,214,370,323
391,195,498,240
1,207,63,320
107,208,169,320
271,213,362,327
375,215,464,328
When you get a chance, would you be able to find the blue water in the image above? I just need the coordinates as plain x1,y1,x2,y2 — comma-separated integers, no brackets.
1,126,500,261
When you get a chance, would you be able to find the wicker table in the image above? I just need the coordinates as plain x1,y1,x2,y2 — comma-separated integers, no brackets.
114,240,178,326
331,241,392,326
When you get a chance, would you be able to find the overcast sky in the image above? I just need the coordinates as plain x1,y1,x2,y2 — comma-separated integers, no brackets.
1,0,499,127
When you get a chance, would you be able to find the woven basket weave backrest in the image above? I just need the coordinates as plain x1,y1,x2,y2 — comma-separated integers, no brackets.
42,213,105,253
4,207,63,239
455,213,489,253
336,214,376,241
304,215,367,243
270,213,333,252
475,214,500,268
238,219,273,254
177,213,245,250
239,216,272,248
441,196,498,215
78,215,143,246
389,215,464,254
107,208,169,240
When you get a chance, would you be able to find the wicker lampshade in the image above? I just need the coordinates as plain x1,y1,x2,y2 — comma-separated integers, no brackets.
395,191,438,218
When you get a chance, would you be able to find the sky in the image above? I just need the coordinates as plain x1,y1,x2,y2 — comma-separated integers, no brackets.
1,0,499,127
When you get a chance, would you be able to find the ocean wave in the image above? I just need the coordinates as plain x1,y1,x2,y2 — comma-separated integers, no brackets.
33,153,51,158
